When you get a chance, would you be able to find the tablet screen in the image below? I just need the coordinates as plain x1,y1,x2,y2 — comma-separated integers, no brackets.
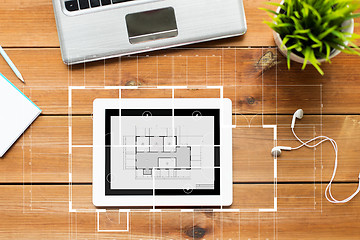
105,108,220,196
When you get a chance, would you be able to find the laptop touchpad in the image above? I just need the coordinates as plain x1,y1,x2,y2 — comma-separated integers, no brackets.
126,7,178,44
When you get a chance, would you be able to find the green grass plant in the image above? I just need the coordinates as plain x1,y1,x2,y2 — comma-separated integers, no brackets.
261,0,360,75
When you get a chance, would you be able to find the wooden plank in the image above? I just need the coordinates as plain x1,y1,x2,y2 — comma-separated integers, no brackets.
71,114,360,184
1,0,359,48
0,0,271,48
0,116,69,183
2,48,360,114
0,0,58,47
0,184,360,239
2,115,360,183
70,184,275,211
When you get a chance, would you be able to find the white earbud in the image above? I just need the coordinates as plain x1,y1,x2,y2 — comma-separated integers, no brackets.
271,109,360,204
271,146,292,157
291,109,304,129
271,109,303,157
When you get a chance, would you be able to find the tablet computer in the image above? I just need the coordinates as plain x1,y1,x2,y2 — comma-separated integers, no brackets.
93,98,232,206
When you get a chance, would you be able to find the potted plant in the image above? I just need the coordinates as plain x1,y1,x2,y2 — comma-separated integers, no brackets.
261,0,360,75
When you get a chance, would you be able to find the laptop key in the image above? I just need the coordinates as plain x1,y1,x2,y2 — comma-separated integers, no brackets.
90,0,101,7
112,0,130,4
101,0,111,5
64,0,79,11
79,0,90,9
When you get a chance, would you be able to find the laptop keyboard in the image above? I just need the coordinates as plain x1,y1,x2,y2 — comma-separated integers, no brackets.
65,0,135,12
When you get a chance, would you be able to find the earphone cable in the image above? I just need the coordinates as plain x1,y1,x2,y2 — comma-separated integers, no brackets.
291,128,359,204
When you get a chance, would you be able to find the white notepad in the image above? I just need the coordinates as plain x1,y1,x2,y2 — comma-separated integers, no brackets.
0,73,41,157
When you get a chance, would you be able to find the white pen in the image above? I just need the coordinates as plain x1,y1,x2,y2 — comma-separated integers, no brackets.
0,45,25,83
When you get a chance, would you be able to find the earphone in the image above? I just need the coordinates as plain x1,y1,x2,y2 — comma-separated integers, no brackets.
271,109,360,204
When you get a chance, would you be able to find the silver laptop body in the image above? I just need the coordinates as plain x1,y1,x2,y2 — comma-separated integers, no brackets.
52,0,247,64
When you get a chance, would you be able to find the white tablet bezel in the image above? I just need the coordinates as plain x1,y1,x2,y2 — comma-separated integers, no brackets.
93,98,232,207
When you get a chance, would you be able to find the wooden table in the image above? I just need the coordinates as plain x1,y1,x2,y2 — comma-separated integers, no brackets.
1,1,360,239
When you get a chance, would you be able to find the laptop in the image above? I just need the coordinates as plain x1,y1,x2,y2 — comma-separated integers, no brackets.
52,0,247,64
92,98,233,206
